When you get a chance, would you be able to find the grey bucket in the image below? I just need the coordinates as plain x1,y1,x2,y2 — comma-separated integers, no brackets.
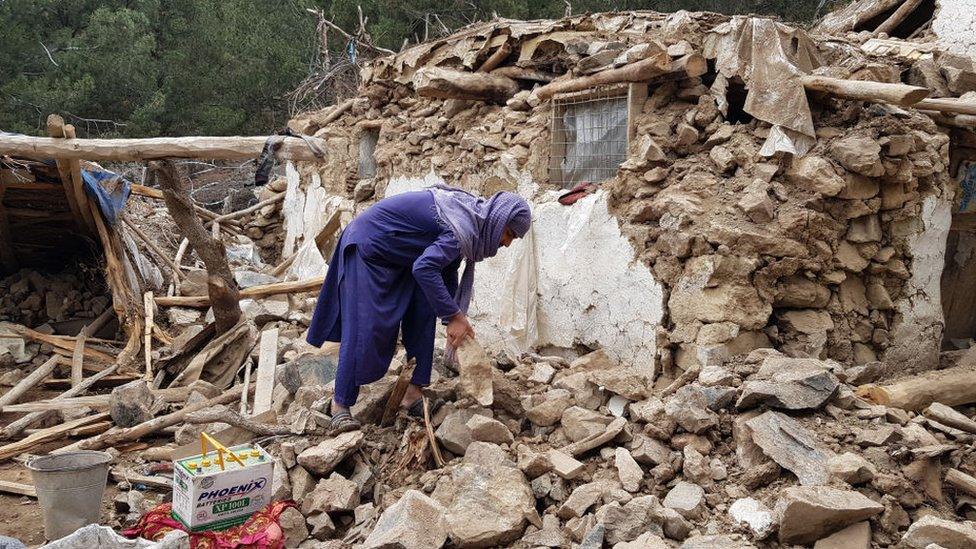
26,451,112,540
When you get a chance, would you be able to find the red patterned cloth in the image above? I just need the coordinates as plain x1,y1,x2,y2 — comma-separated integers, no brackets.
123,501,295,549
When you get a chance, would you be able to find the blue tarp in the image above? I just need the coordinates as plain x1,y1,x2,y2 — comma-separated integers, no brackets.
80,167,131,225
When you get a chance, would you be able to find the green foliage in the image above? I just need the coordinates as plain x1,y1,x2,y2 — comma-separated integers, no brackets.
0,0,823,137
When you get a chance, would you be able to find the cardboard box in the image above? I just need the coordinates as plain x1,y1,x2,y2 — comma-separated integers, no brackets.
172,442,273,532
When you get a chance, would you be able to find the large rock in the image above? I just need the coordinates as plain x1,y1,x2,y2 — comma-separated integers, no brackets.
109,380,158,428
786,155,846,196
279,506,309,548
297,431,364,476
277,353,337,394
525,389,573,426
775,486,884,545
466,415,513,445
615,447,644,492
736,357,839,411
663,481,705,519
363,490,448,549
558,481,611,519
561,406,612,442
596,495,662,545
435,407,489,455
813,521,870,549
828,452,876,485
900,515,976,549
746,411,832,486
590,368,652,400
668,256,771,330
301,473,360,514
829,135,884,177
665,385,719,434
442,442,534,547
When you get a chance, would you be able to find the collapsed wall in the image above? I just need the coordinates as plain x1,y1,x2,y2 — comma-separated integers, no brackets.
283,11,956,377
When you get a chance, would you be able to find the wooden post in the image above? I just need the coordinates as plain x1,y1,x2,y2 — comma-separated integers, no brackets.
253,328,278,416
857,365,976,411
413,66,520,102
151,160,242,334
143,291,154,381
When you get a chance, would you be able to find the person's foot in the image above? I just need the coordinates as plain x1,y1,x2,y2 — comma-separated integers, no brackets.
400,383,424,408
329,399,361,433
331,399,351,416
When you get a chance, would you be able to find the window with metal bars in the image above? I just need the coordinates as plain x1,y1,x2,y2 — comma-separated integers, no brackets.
549,86,630,188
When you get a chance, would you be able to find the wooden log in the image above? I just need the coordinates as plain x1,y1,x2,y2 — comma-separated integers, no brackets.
45,115,92,233
310,98,355,128
154,276,325,308
0,412,110,461
0,356,59,411
657,53,707,81
152,160,242,334
490,66,556,82
2,364,119,439
946,468,976,498
916,97,976,116
477,41,513,73
110,469,171,490
533,51,672,101
143,291,154,380
253,328,278,416
2,395,111,413
184,407,290,436
0,480,36,498
923,402,976,434
0,134,330,162
212,192,284,223
856,365,976,411
63,383,252,452
413,66,520,103
800,75,929,106
43,374,135,390
875,0,925,35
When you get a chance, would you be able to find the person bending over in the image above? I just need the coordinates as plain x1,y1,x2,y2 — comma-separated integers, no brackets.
307,185,532,432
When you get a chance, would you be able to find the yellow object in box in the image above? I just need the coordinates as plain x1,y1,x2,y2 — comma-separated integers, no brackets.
171,433,273,532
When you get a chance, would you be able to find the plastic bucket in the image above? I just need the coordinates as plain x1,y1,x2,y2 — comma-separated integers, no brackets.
26,451,112,540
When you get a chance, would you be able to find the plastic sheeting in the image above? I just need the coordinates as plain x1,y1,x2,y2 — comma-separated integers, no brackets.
42,525,188,549
703,17,821,156
496,223,539,352
81,167,131,225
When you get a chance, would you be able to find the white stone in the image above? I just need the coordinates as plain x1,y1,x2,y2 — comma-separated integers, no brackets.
729,497,774,538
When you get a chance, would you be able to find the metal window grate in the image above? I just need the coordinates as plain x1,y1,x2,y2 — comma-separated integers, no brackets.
549,86,630,188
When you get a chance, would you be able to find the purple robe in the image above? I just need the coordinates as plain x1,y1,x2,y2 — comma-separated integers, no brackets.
307,190,461,406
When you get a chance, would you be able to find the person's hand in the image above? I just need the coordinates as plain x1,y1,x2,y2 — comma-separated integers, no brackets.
446,313,475,348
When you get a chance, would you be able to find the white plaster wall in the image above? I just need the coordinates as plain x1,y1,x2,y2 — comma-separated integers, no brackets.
384,170,665,370
933,0,976,57
884,195,952,371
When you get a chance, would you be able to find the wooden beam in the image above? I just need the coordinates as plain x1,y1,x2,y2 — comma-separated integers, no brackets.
800,75,929,106
71,333,86,388
154,276,324,308
875,0,925,35
413,66,520,102
946,468,976,497
1,364,118,439
0,480,36,498
857,365,976,411
923,402,976,434
533,49,672,102
916,97,976,116
2,395,111,413
0,356,59,411
253,328,278,416
45,115,91,233
0,412,110,461
7,325,116,364
0,134,329,162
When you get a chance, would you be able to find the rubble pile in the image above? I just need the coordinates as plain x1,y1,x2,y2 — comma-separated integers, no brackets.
0,266,110,329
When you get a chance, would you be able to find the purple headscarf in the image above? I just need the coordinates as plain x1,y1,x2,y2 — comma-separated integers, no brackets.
429,184,531,327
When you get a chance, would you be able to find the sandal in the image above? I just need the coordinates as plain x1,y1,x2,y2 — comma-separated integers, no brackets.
329,410,362,434
405,396,445,419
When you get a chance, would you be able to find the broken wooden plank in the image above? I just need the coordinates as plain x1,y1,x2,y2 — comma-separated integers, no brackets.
0,134,329,162
43,374,135,390
0,480,36,498
71,333,86,388
1,394,111,413
800,75,929,106
253,328,278,416
8,324,116,364
143,291,154,380
0,412,110,461
185,407,290,435
154,276,325,308
212,192,285,223
2,364,119,439
110,469,172,490
0,355,59,411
